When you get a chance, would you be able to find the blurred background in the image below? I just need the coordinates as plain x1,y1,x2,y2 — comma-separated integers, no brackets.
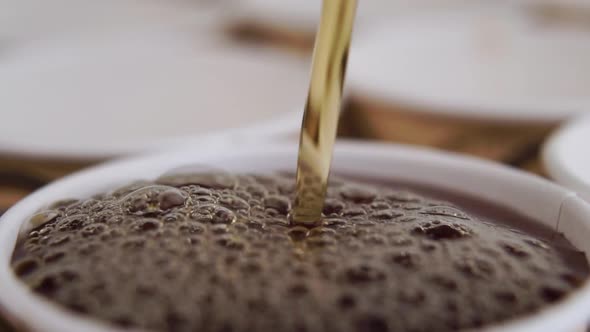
1,0,590,235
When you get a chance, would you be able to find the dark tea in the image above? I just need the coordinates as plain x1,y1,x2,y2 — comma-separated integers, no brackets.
11,171,588,332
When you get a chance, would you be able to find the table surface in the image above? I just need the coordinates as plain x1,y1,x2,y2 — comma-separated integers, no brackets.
0,105,557,331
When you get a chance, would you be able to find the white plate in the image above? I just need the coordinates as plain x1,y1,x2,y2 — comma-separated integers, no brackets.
0,0,233,47
232,0,465,34
0,38,309,160
543,115,590,201
1,140,590,331
347,3,590,123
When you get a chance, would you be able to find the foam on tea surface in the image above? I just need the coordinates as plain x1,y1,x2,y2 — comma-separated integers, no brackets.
12,172,588,332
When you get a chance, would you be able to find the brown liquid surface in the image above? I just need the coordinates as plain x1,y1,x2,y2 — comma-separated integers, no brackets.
12,172,588,332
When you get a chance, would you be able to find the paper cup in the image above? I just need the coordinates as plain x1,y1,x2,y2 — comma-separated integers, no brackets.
227,0,473,53
347,3,590,124
0,140,589,331
543,115,590,202
0,38,309,161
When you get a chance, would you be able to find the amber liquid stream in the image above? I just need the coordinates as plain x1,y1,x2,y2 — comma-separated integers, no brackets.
292,0,357,226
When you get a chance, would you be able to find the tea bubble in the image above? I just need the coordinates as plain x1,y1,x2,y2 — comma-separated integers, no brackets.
29,210,60,229
10,172,587,332
157,166,236,189
123,186,186,216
